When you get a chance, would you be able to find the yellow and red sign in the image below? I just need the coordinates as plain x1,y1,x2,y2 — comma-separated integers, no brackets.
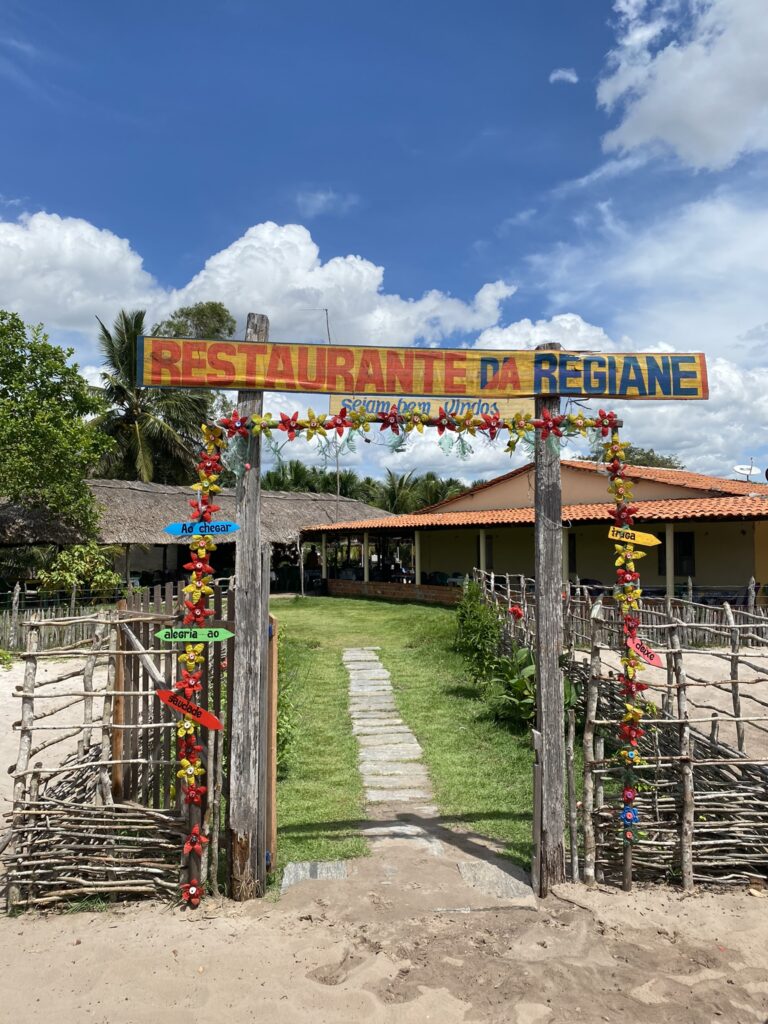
138,337,709,401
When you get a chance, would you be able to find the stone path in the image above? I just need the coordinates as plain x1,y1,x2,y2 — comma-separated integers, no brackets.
343,647,434,807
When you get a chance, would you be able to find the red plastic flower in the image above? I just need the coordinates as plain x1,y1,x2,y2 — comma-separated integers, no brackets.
606,458,626,479
326,408,351,437
619,674,649,698
183,824,209,858
184,784,207,806
219,410,249,438
183,599,215,627
197,452,222,476
533,408,565,441
613,503,638,527
508,604,524,620
596,409,619,437
435,407,456,436
378,405,404,434
279,411,300,440
617,569,640,586
183,556,214,577
479,412,502,440
174,669,203,700
189,494,221,522
623,615,640,639
180,878,204,907
619,722,645,745
178,735,203,762
623,787,637,803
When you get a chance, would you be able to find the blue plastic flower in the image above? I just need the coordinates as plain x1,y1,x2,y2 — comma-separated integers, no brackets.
620,806,639,825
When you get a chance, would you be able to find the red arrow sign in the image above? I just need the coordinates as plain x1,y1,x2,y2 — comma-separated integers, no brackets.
157,690,223,730
627,636,663,669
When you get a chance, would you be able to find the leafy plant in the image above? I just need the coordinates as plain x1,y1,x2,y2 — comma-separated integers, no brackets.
483,644,537,727
38,542,122,595
0,649,12,670
454,581,504,682
276,629,299,779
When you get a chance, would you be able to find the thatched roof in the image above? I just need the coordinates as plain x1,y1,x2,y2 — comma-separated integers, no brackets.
84,479,390,547
0,499,81,546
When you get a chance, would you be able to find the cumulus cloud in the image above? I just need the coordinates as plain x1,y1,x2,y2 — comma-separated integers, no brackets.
549,68,579,85
599,0,768,169
295,189,359,218
475,313,616,352
0,213,516,356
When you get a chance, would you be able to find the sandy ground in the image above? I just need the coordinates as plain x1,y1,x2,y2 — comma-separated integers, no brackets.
0,833,767,1024
2,656,768,1023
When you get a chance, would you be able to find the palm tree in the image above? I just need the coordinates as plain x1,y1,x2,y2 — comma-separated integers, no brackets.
379,469,421,513
416,472,464,508
93,310,212,483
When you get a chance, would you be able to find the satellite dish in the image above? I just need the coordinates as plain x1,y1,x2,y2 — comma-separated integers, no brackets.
733,463,760,479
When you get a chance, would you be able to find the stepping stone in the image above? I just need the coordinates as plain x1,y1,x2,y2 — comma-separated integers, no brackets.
361,773,431,788
357,731,418,746
358,745,422,762
281,860,349,892
367,788,433,802
457,861,534,902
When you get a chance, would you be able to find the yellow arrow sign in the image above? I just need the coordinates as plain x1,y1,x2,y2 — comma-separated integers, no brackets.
608,525,662,547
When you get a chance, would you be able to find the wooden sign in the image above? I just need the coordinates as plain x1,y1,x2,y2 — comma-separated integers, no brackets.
138,337,709,401
329,394,535,420
164,521,240,537
609,526,662,547
155,626,235,643
157,689,223,730
627,636,664,668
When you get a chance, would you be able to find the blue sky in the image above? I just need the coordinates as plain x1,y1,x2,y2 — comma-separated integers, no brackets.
2,0,768,481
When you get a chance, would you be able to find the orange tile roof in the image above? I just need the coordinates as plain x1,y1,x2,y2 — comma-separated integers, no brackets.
419,460,768,513
303,494,768,534
561,460,768,495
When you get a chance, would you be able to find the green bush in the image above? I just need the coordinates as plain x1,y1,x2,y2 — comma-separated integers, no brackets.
276,629,299,779
455,581,504,682
454,580,582,730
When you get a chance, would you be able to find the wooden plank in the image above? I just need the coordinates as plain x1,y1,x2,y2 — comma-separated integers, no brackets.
266,612,278,874
229,312,268,900
531,728,542,898
533,342,566,896
208,586,224,893
111,604,126,803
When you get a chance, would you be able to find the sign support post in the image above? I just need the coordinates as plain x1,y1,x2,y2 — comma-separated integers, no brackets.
229,312,269,899
533,342,566,896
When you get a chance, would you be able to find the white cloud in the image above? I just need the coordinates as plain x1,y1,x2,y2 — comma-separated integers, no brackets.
549,68,579,85
295,189,359,218
496,208,537,235
0,213,516,354
599,0,768,169
475,313,616,352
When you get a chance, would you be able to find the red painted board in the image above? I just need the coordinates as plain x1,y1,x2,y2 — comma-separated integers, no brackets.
157,689,223,730
627,636,664,669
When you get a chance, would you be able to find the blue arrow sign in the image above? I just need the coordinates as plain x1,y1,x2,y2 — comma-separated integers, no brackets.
164,521,240,537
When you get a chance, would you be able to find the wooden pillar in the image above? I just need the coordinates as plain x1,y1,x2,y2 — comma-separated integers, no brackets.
479,528,487,573
665,522,675,599
321,533,328,580
533,341,566,896
562,527,570,585
414,530,422,585
229,312,268,900
363,531,370,583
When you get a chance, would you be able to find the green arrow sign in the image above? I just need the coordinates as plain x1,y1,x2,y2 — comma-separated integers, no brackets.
155,626,235,644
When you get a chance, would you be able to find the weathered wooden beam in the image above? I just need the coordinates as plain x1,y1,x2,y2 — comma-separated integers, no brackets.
533,341,566,896
229,312,268,900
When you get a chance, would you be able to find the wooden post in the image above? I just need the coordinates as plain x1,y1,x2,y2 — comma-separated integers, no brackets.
9,581,20,650
479,528,487,573
533,342,566,895
414,530,422,586
671,622,694,891
665,523,674,599
363,530,370,584
582,616,600,887
111,602,126,802
229,312,268,900
566,709,579,882
266,613,279,873
7,618,38,909
321,533,328,580
723,602,745,752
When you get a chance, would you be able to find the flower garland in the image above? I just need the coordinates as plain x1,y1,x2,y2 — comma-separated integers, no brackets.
600,430,648,848
165,401,638,905
171,425,229,908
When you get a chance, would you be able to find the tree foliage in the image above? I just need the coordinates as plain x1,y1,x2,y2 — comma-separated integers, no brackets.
152,301,236,341
0,311,111,536
261,460,465,512
582,438,685,469
38,542,122,594
93,309,213,483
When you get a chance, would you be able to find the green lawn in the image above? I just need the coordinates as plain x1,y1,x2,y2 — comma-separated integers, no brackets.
270,596,534,871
